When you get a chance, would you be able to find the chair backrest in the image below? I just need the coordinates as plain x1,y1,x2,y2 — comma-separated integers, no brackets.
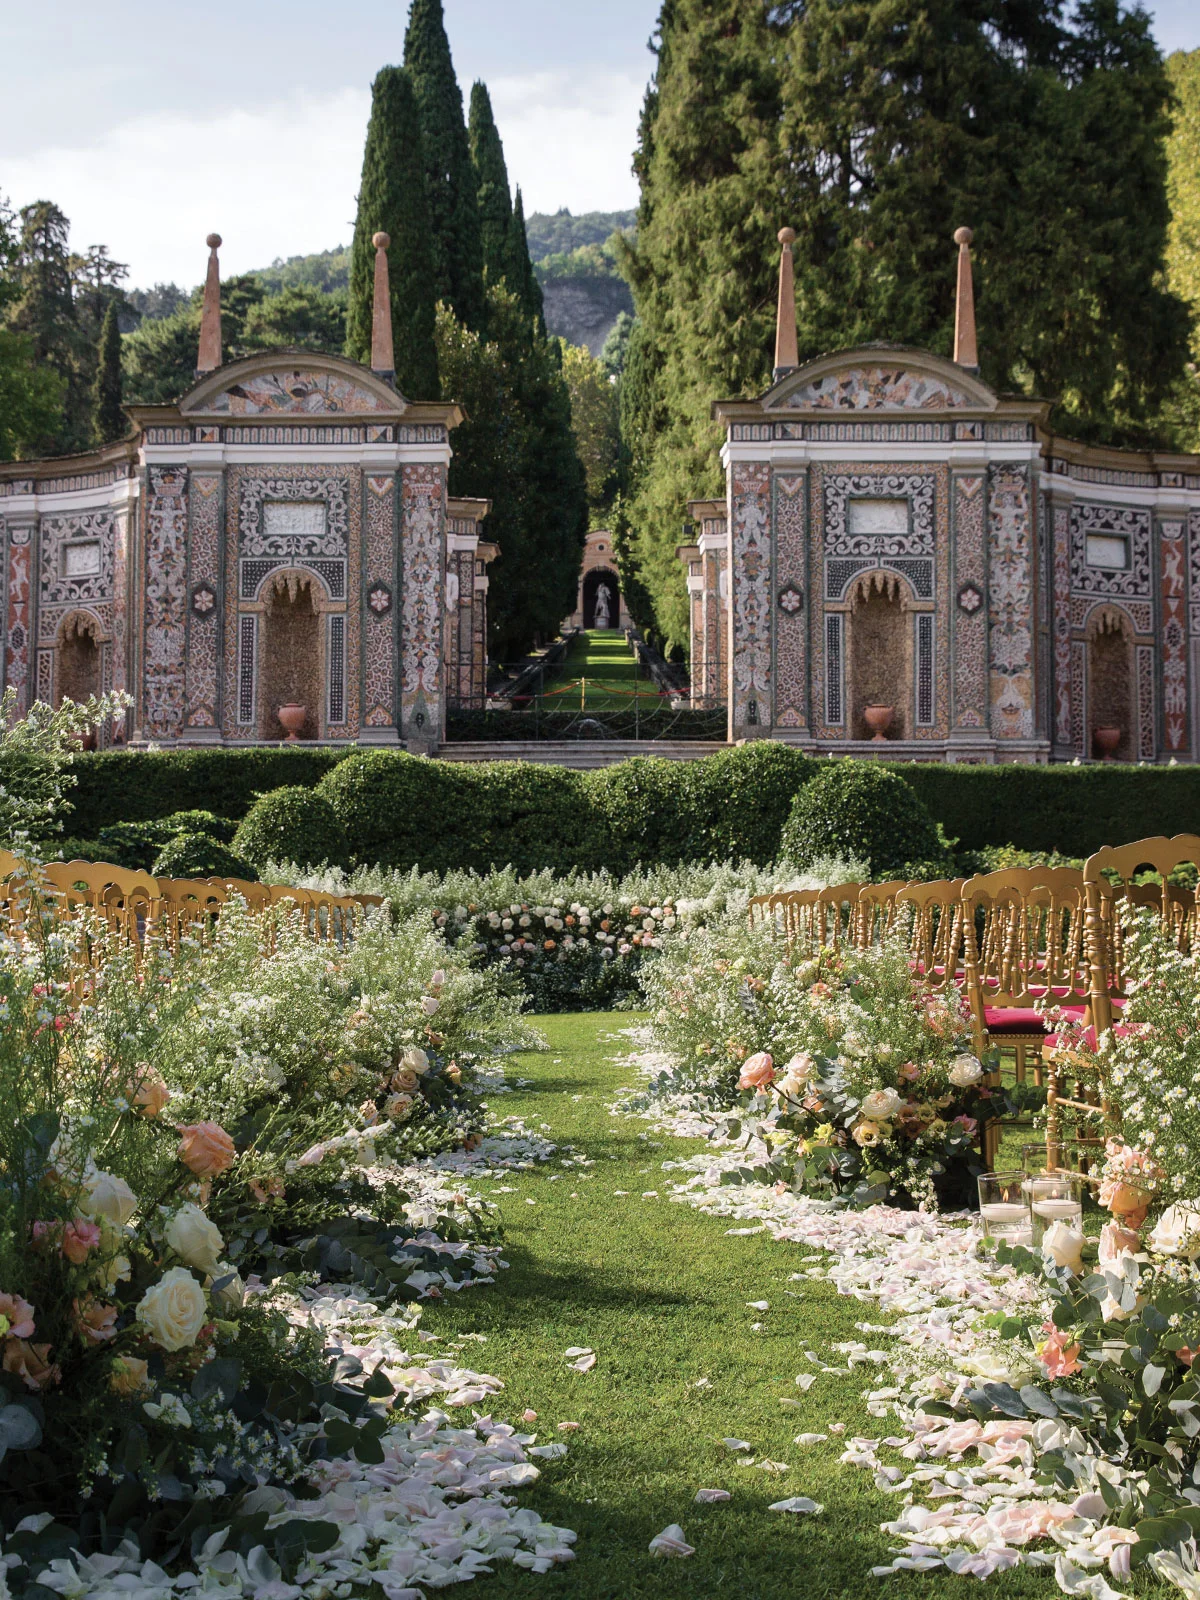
855,880,908,947
895,879,966,998
811,883,865,950
1083,835,1200,1031
959,868,1088,1048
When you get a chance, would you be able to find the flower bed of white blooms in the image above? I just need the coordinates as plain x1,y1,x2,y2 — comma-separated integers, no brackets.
620,1035,1200,1600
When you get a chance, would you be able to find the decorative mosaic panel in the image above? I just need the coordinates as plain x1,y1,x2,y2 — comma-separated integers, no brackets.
198,369,392,416
328,614,346,727
987,464,1034,739
916,613,935,726
38,510,114,613
1161,520,1188,755
400,462,445,741
142,467,188,741
1137,645,1156,760
237,615,256,726
1071,594,1153,635
951,474,987,730
363,473,397,728
1069,503,1152,598
185,475,222,730
777,365,974,411
1071,641,1086,758
811,463,950,741
1052,502,1072,748
729,461,771,729
112,512,128,717
223,467,360,739
773,472,806,729
4,526,32,710
1191,510,1200,757
825,613,843,725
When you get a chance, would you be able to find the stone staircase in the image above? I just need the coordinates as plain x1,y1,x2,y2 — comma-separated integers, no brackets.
439,740,729,769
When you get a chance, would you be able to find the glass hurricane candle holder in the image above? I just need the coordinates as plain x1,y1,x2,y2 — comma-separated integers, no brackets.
978,1172,1031,1246
1024,1170,1083,1247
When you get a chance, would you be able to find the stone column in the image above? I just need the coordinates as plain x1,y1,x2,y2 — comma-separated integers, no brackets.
3,520,34,713
399,461,445,753
361,471,400,742
946,468,989,757
1159,509,1189,758
140,465,189,743
986,462,1036,744
183,472,223,740
772,468,808,732
727,452,772,740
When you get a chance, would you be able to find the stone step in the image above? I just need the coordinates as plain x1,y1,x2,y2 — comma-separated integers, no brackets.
438,740,730,769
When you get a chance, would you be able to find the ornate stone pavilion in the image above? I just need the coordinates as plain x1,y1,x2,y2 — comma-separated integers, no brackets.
566,529,631,632
0,234,496,750
680,228,1200,762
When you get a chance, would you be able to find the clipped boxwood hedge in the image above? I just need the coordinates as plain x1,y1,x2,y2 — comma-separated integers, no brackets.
151,831,258,881
233,787,350,873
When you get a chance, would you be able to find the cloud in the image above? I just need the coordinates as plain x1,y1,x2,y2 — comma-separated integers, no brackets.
4,71,643,289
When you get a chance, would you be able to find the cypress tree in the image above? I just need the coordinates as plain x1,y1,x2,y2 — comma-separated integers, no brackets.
468,82,512,287
404,0,484,330
346,65,440,398
91,301,124,444
505,188,545,336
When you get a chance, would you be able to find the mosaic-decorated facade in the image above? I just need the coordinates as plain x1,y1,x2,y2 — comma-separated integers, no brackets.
684,346,1200,762
0,353,494,751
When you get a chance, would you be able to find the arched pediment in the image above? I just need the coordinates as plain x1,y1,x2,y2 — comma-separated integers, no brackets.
764,345,998,413
180,351,406,418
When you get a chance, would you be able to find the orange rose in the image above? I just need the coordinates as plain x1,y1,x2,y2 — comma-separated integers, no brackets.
129,1065,170,1118
2,1339,60,1391
176,1122,235,1178
72,1298,118,1345
110,1355,150,1395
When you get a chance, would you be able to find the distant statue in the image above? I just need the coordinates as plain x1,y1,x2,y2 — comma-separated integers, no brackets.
594,581,613,630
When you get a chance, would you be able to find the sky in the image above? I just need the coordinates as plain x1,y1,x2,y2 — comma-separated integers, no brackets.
2,0,1198,291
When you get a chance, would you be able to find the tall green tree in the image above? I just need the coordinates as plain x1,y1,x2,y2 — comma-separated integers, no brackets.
506,188,545,335
245,285,346,354
0,195,64,458
468,81,512,287
121,305,202,405
1165,49,1200,448
346,65,439,397
90,301,124,445
560,341,620,518
437,285,587,657
404,0,484,329
3,201,92,453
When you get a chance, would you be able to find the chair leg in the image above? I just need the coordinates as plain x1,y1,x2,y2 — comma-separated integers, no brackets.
1046,1069,1061,1170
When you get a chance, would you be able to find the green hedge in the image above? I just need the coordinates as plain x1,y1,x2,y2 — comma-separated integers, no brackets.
40,745,1200,873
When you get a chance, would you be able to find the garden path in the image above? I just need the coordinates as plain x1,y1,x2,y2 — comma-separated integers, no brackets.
436,1013,1050,1599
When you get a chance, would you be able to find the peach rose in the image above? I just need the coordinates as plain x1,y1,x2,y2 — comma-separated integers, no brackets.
0,1292,35,1341
176,1122,235,1178
738,1052,775,1091
1037,1321,1081,1379
390,1068,419,1092
2,1339,60,1390
110,1355,151,1395
72,1298,119,1345
1106,1183,1151,1231
129,1064,170,1118
60,1220,101,1265
1099,1221,1142,1264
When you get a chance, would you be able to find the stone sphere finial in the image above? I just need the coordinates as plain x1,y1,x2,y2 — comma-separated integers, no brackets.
778,226,796,246
372,231,391,250
206,232,222,250
954,226,973,246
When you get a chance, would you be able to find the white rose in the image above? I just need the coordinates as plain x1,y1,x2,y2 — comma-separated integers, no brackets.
948,1056,983,1088
401,1047,431,1075
861,1087,903,1121
137,1267,208,1352
83,1170,138,1227
164,1202,224,1275
421,996,440,1016
1042,1220,1085,1276
1149,1204,1200,1260
208,1262,246,1312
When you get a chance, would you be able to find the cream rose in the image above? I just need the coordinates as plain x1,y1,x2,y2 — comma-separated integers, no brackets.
164,1203,225,1275
948,1056,983,1088
1042,1220,1085,1275
738,1052,775,1091
83,1169,138,1227
1149,1204,1200,1260
401,1047,431,1076
136,1267,208,1352
860,1087,903,1121
208,1263,246,1313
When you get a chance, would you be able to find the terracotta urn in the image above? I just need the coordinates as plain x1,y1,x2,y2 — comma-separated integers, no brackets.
1094,726,1121,762
277,703,307,742
863,704,894,742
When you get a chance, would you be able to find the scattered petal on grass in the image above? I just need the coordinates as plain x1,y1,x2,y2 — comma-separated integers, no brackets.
568,1352,597,1372
613,1190,630,1196
779,1398,803,1409
722,1438,753,1451
758,1460,790,1473
750,1321,765,1330
557,1421,580,1431
769,1497,823,1514
691,1378,712,1389
746,1301,770,1310
794,1433,828,1446
649,1524,695,1557
529,1443,568,1459
564,1347,592,1359
726,1226,766,1235
795,1374,818,1390
828,1422,846,1434
643,1191,659,1198
521,1409,538,1423
694,1488,732,1504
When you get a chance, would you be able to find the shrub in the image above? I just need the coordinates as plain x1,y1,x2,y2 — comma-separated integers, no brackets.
163,808,238,844
583,757,697,871
97,819,179,871
232,787,350,873
688,741,813,863
780,760,947,878
151,831,258,881
317,752,481,871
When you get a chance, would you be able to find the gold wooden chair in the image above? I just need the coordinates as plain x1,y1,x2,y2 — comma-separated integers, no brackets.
1083,835,1200,1033
813,883,867,950
895,879,967,1003
155,879,227,952
855,881,908,948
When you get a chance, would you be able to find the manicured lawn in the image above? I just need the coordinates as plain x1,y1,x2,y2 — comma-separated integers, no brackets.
432,1013,1056,1599
540,630,661,710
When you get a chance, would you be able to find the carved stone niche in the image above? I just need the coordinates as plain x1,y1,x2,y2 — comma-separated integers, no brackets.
55,610,105,707
257,570,328,741
846,570,914,740
1086,604,1134,762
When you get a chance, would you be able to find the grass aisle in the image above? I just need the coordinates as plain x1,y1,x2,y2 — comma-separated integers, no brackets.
433,1014,1049,1600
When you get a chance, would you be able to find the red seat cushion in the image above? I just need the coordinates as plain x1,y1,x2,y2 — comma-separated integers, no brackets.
984,1003,1088,1034
1045,1023,1131,1052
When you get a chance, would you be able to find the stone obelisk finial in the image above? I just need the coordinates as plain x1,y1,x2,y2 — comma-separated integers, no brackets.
196,233,223,375
370,231,395,382
953,226,979,373
773,226,799,382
